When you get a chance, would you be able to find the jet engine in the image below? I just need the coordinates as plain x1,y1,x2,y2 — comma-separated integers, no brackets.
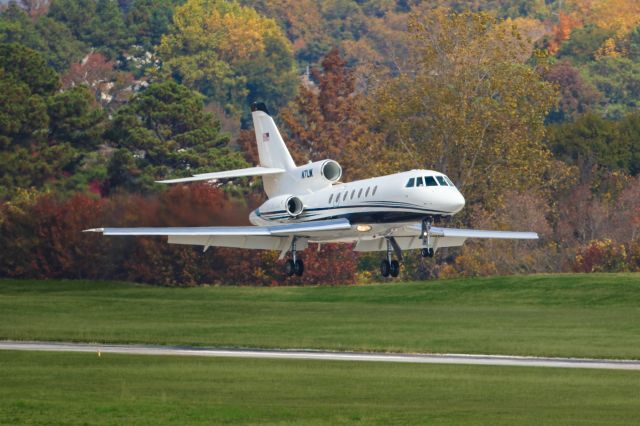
285,196,304,217
294,159,342,191
257,194,306,220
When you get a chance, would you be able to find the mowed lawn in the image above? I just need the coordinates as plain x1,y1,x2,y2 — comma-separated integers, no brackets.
1,274,639,358
1,350,639,425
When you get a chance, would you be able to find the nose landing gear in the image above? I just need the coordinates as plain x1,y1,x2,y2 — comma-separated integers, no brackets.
421,247,434,258
420,217,435,258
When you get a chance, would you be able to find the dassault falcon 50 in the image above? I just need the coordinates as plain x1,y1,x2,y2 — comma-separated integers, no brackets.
86,103,538,278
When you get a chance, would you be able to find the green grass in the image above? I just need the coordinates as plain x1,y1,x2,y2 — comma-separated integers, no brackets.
1,350,639,425
1,273,640,358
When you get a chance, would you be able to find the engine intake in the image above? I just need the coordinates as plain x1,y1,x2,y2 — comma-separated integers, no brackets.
286,196,304,216
320,160,342,182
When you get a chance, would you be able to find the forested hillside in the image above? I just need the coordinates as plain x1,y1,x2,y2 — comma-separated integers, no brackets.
1,0,639,285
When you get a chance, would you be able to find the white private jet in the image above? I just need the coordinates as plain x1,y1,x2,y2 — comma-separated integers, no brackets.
86,102,538,278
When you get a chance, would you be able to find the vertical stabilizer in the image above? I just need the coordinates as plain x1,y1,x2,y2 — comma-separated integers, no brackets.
251,103,296,171
250,103,297,198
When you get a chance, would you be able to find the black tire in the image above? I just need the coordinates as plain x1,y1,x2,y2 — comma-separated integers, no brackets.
294,259,304,276
390,260,400,277
380,259,390,277
285,259,295,277
421,248,434,258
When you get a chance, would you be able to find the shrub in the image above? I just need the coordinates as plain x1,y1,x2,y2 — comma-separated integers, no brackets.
573,239,629,272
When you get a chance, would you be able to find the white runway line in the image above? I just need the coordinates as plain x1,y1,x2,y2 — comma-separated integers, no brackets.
1,341,639,370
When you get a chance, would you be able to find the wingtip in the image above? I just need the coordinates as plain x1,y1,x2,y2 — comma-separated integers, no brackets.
83,228,104,233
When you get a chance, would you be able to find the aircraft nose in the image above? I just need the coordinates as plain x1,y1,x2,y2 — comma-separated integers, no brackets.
451,191,465,213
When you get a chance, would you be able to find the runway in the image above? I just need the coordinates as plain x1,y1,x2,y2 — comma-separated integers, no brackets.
2,341,639,370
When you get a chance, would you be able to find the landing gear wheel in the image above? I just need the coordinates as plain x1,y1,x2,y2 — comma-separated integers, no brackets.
421,248,434,258
294,259,304,276
390,260,400,277
380,259,391,277
285,259,295,277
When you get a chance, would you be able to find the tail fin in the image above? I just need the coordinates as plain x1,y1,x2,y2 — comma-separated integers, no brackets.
251,103,296,171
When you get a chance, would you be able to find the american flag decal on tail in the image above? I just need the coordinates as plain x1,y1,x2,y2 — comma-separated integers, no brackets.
262,132,270,142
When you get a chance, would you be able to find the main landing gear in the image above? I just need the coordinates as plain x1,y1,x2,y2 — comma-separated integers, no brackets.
380,237,401,278
285,238,304,277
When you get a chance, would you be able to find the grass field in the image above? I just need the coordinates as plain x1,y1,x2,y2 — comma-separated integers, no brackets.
1,350,639,425
1,273,639,358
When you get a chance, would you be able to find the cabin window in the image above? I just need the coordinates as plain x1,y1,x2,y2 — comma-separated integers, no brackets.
444,176,455,187
365,187,370,197
358,188,363,198
416,177,424,187
351,190,355,199
425,176,438,186
328,194,333,203
406,178,415,188
372,186,378,196
436,176,448,186
343,191,348,201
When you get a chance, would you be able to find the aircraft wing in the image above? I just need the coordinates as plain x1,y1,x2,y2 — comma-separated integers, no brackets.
156,166,284,184
426,226,538,240
350,223,538,252
84,219,351,254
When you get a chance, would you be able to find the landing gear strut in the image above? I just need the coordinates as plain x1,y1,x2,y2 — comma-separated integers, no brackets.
285,238,304,277
420,217,435,258
380,237,401,278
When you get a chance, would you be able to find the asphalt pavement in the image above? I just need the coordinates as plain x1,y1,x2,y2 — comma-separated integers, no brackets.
1,341,639,370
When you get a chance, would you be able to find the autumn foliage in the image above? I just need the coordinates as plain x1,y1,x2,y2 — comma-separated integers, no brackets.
0,185,357,285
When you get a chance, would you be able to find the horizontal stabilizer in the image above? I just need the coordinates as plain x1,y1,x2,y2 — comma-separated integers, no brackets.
156,166,284,184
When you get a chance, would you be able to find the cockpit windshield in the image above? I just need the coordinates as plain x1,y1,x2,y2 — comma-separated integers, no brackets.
406,174,455,188
424,176,437,186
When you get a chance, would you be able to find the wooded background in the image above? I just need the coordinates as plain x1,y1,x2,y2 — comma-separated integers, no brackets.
1,0,639,284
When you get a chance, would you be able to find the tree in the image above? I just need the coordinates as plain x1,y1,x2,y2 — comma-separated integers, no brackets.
543,59,600,122
47,0,96,41
586,57,640,119
47,85,106,150
35,17,88,70
104,80,248,193
0,4,87,71
0,43,110,200
545,112,631,179
158,0,297,120
616,112,640,175
0,42,59,96
88,0,131,57
279,48,381,180
569,0,640,34
370,10,558,210
126,0,177,49
48,0,131,58
557,25,615,64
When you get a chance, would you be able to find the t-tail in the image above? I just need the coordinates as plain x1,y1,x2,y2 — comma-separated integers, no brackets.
157,102,342,202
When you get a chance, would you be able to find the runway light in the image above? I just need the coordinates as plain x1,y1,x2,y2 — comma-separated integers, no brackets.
356,224,372,232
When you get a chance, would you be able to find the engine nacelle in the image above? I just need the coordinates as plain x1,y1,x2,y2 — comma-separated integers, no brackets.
285,196,304,216
258,194,305,219
292,160,342,190
296,160,342,185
